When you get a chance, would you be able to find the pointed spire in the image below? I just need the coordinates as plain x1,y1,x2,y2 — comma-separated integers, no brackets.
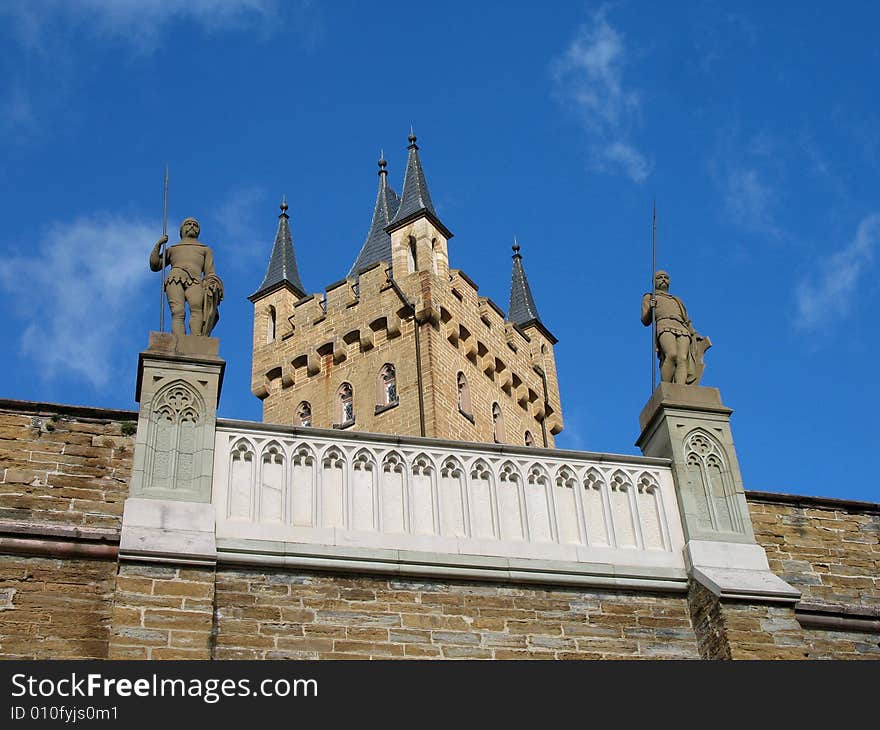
347,154,402,278
508,239,555,342
386,130,452,238
250,196,307,301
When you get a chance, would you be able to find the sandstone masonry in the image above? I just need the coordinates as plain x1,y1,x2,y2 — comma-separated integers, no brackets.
0,399,878,660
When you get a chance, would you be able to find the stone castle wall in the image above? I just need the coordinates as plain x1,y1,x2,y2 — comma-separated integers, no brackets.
250,262,561,446
0,400,877,660
211,570,698,660
747,492,879,610
0,400,135,659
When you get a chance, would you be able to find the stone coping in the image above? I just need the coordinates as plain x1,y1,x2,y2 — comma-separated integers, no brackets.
215,537,689,593
0,519,119,543
636,382,733,439
0,398,137,422
216,418,673,468
746,490,880,513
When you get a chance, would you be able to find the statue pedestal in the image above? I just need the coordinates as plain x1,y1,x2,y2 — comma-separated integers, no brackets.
122,333,225,564
637,383,798,603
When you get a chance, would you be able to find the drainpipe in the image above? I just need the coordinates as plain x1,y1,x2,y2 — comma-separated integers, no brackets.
534,365,549,448
387,270,427,437
0,536,118,560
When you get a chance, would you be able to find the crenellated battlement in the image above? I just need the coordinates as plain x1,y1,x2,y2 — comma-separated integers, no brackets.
250,135,563,446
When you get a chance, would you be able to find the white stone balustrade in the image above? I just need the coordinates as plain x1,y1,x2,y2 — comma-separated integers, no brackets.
212,421,688,589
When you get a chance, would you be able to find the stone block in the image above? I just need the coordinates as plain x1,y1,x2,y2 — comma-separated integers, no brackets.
119,498,216,564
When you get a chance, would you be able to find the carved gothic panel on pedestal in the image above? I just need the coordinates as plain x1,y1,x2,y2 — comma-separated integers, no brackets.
683,429,745,536
145,380,205,494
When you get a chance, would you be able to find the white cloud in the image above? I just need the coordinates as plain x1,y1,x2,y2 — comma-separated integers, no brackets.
723,167,783,238
795,214,880,331
0,215,156,388
210,186,268,260
552,9,651,183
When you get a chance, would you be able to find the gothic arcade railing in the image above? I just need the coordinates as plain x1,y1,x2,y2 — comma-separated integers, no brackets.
212,421,687,577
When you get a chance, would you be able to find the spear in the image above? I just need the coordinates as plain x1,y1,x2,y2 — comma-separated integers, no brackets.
159,165,168,332
651,200,657,393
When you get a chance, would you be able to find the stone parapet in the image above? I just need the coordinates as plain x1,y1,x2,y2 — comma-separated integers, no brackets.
211,421,686,590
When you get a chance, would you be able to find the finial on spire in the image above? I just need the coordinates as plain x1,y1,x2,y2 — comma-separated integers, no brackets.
408,126,417,148
378,151,387,175
512,237,521,256
280,194,289,217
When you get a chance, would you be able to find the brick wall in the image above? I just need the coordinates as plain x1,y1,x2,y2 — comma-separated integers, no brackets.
0,401,135,660
252,257,559,447
109,563,216,660
0,400,136,529
747,492,879,609
213,569,700,660
0,554,117,659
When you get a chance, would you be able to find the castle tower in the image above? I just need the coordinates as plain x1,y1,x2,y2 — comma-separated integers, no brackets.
249,134,563,446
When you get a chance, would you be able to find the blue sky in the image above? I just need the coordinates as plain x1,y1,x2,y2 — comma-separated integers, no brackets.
1,1,878,502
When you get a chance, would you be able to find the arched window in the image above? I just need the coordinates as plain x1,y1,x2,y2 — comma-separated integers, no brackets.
431,238,439,274
336,383,354,426
296,401,312,427
524,430,534,447
267,305,276,343
457,372,472,417
377,364,398,407
492,403,505,443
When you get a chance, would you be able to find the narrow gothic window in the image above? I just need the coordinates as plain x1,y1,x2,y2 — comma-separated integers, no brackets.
408,237,417,273
378,364,398,406
492,402,505,443
524,430,534,447
296,401,312,427
457,372,472,416
337,382,354,425
431,239,439,274
267,305,276,343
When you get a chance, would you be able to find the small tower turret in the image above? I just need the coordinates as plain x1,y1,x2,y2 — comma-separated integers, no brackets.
508,240,563,437
386,131,452,278
348,154,401,278
249,197,308,399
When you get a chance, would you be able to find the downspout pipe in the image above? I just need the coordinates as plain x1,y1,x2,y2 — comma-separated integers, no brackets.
387,270,427,438
0,536,118,560
534,365,550,448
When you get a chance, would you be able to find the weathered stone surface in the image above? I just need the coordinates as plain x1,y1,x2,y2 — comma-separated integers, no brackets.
0,404,134,529
747,495,879,610
211,568,701,660
252,249,562,445
0,555,117,659
109,562,215,660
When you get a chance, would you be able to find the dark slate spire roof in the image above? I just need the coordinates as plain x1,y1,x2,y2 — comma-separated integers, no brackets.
508,240,556,343
250,196,306,301
386,131,452,239
509,240,540,323
347,154,401,278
